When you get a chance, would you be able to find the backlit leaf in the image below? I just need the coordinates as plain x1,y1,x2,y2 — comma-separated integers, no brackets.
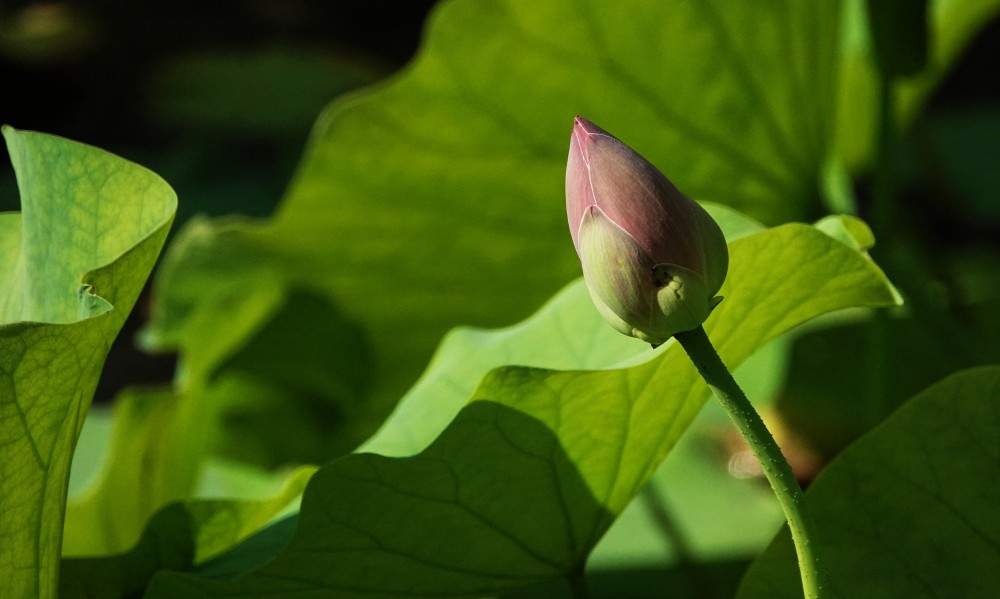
0,127,175,599
145,220,899,597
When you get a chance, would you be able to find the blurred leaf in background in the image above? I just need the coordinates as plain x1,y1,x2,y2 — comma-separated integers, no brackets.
143,44,384,224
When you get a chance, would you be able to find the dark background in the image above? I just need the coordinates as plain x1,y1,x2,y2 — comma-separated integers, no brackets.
0,0,437,399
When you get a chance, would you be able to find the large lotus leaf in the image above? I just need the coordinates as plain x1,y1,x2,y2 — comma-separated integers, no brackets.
139,0,845,455
739,366,1000,598
0,127,176,599
135,207,770,587
202,408,787,598
142,205,772,591
588,338,791,572
141,1,992,473
144,220,899,597
361,203,764,457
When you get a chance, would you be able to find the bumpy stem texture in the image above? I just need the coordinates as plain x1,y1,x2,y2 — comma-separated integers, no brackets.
674,326,825,599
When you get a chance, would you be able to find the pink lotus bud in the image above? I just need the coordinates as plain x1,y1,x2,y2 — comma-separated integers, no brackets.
566,116,728,346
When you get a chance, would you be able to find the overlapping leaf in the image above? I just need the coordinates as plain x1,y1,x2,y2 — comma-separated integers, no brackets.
119,205,773,593
0,127,176,599
361,203,763,458
145,219,899,597
60,466,314,599
62,385,315,560
138,0,848,461
139,2,997,475
739,366,1000,598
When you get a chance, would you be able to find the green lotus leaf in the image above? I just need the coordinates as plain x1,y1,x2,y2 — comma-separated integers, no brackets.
145,219,899,597
139,1,994,478
0,127,176,599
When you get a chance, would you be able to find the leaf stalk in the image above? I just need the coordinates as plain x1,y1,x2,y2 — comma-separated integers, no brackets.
674,326,826,599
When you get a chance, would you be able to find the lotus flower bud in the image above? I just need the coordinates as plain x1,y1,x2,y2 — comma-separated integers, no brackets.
566,116,728,346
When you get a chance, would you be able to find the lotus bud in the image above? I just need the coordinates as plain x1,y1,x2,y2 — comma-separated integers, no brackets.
566,116,728,346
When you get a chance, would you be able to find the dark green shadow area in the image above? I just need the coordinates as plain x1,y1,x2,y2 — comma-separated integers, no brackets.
778,297,1000,458
60,505,196,599
210,288,378,468
146,401,613,598
508,561,752,599
60,464,312,599
189,515,299,582
195,524,754,599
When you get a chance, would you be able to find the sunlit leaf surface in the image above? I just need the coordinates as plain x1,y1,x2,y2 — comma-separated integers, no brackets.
0,127,176,599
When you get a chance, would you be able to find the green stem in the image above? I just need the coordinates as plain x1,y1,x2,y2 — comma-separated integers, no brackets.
674,326,825,599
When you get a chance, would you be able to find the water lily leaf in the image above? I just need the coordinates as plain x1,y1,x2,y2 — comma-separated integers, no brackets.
0,127,176,599
144,220,899,597
739,366,1000,598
